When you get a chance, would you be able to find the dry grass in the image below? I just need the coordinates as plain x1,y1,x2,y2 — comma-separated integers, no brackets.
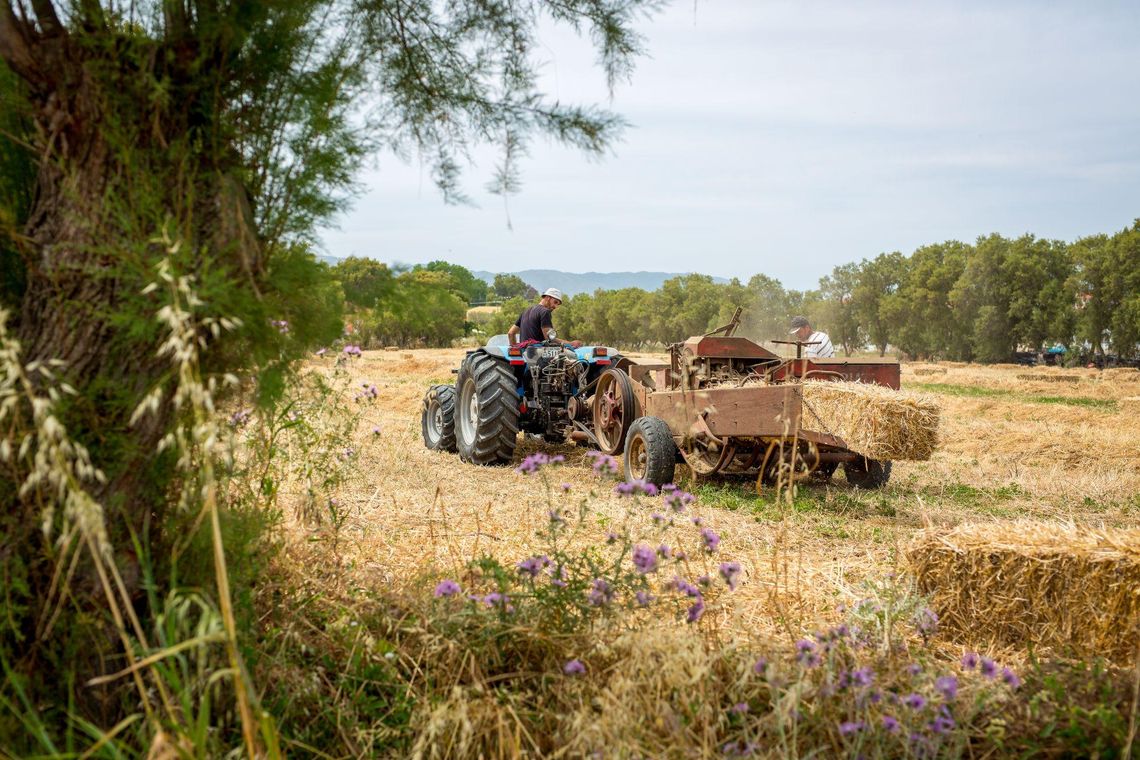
275,350,1140,700
907,522,1140,662
912,367,947,376
800,380,940,460
1016,373,1082,383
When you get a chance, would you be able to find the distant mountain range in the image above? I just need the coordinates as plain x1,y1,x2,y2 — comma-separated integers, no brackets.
316,256,730,295
471,269,730,296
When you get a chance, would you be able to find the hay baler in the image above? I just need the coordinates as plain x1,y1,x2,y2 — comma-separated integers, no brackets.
588,315,905,488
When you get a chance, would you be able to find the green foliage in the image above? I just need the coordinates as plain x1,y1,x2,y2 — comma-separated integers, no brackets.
335,256,397,309
417,260,488,303
491,273,537,300
483,296,531,337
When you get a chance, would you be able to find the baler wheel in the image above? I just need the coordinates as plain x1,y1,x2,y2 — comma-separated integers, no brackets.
421,384,457,452
624,416,677,486
844,457,892,488
592,368,637,455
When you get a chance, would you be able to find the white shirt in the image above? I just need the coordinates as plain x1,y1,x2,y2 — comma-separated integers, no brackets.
804,331,835,358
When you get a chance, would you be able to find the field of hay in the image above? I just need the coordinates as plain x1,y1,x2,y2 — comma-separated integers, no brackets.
290,351,1140,658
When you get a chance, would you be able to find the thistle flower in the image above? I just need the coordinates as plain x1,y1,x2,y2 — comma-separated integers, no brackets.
632,544,658,574
561,482,572,492
915,606,939,639
980,657,997,679
838,721,864,737
719,561,742,591
881,715,900,733
907,663,922,677
517,555,551,578
516,452,564,474
587,578,614,607
343,344,362,357
656,543,671,558
730,702,749,714
315,347,328,356
686,597,705,623
935,675,958,701
372,425,382,435
851,666,874,688
563,659,586,675
1001,666,1021,689
752,658,768,676
700,527,721,553
433,579,461,597
635,590,654,607
961,651,979,670
650,511,666,525
587,450,619,476
664,489,695,511
903,693,926,710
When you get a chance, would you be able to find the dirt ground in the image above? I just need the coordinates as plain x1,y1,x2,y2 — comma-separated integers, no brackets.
290,349,1140,655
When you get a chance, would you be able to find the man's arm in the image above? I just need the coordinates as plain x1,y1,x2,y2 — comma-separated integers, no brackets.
507,324,520,345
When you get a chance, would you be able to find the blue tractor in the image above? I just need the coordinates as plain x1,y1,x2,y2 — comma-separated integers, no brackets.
421,332,626,465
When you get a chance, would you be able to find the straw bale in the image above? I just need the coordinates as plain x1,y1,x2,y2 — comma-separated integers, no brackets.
384,345,399,351
989,363,1022,370
1015,373,1081,383
1102,367,1140,379
907,522,1140,662
1122,397,1140,413
800,380,940,461
913,367,947,376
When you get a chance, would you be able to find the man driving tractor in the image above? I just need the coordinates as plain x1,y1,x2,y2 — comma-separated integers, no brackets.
508,287,583,348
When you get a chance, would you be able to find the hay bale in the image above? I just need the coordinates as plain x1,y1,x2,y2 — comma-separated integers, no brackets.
1102,367,1140,379
907,522,1140,662
1122,397,1140,413
384,345,399,352
989,363,1022,370
402,352,414,360
1016,373,1081,383
800,381,940,461
913,367,947,376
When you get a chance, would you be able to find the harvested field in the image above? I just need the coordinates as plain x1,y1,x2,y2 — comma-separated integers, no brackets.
912,367,947,376
288,351,1140,640
908,522,1140,662
1016,372,1082,383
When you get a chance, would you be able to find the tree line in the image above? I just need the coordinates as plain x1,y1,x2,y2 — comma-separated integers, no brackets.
473,223,1139,361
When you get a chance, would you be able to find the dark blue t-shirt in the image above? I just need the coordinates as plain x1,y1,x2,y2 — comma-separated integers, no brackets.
515,304,553,343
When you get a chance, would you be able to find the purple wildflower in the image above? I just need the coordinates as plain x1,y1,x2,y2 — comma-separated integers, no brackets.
587,578,614,607
903,693,927,710
697,574,712,587
731,702,749,714
1001,667,1021,689
587,450,619,476
606,531,620,544
907,663,922,677
343,344,362,357
701,527,721,553
915,607,939,639
650,512,666,525
548,509,565,525
671,577,702,597
691,516,703,526
719,561,743,591
433,579,461,597
550,565,568,588
632,544,658,574
563,659,586,676
851,666,874,688
838,721,864,737
613,481,635,496
561,482,572,492
315,347,328,357
482,592,509,608
372,425,382,435
517,555,551,578
516,452,564,475
929,711,956,734
686,597,705,623
635,590,654,607
961,651,979,670
881,715,900,733
657,544,671,558
664,489,696,512
935,675,958,701
980,657,997,679
271,319,290,334
228,408,252,427
752,658,768,676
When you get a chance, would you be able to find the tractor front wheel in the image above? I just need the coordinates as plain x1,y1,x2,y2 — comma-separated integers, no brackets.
844,457,892,488
624,416,677,486
421,384,457,452
456,353,520,465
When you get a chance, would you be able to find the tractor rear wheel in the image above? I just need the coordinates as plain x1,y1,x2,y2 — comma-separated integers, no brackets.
844,457,892,488
421,384,457,452
456,353,520,465
624,416,677,486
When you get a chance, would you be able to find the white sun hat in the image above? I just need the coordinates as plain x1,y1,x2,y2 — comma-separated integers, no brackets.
542,287,564,302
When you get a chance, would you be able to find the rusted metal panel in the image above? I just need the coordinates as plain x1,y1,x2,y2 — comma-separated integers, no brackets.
768,359,900,389
644,385,803,438
684,336,781,360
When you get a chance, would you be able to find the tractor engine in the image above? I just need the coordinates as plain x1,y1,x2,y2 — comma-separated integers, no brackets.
522,345,586,438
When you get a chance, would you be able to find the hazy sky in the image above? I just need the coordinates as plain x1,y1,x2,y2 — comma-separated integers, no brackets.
319,0,1140,291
